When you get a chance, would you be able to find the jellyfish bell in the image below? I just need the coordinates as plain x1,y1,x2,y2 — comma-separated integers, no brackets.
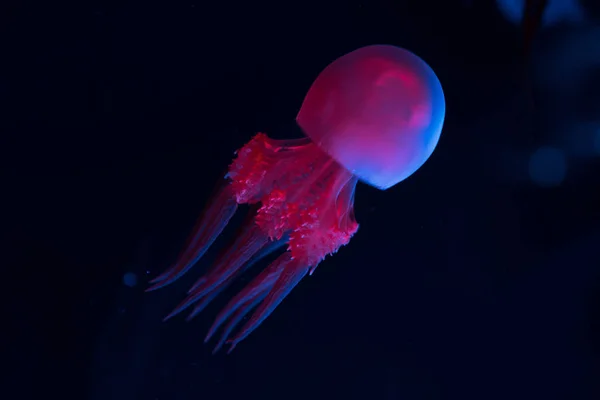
297,44,446,190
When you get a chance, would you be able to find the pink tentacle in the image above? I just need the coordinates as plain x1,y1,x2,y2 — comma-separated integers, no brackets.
186,223,269,296
147,184,237,291
204,253,292,351
220,254,310,352
185,237,287,321
212,293,269,354
162,272,238,322
162,226,288,322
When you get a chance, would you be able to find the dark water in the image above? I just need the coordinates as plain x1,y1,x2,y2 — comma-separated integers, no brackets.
3,1,600,399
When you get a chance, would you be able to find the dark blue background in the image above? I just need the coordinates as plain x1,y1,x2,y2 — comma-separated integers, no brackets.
3,0,600,399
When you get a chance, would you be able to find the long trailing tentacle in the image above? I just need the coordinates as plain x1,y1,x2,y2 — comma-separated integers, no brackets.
204,253,289,351
185,237,287,320
186,206,258,292
184,222,270,297
146,182,237,292
204,252,311,353
205,270,281,354
226,257,309,352
212,295,269,354
161,234,287,321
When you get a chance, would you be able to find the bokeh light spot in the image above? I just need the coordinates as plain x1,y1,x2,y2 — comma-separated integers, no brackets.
594,129,600,155
528,146,567,187
123,272,138,287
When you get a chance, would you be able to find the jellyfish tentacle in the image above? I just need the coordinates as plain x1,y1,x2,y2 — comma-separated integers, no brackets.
204,253,289,348
186,222,270,297
186,208,257,292
161,272,235,321
210,292,271,354
216,293,269,354
162,236,288,322
226,255,310,351
147,183,237,291
184,279,234,321
186,236,288,319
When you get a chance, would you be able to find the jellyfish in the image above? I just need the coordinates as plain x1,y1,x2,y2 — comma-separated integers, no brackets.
147,45,445,353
